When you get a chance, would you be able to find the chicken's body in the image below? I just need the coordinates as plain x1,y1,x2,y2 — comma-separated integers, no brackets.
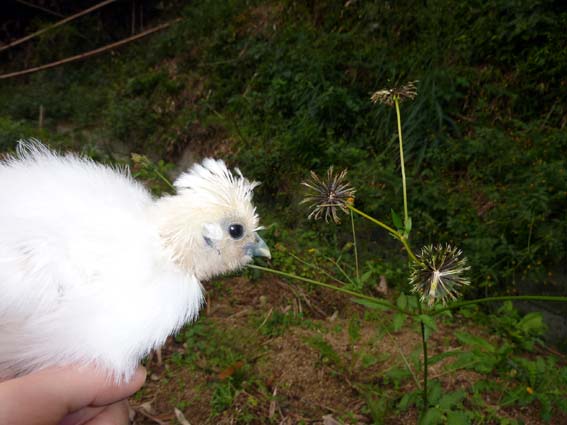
0,143,269,381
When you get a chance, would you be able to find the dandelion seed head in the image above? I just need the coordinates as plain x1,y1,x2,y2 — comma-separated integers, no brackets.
301,167,356,224
371,81,418,106
409,244,470,307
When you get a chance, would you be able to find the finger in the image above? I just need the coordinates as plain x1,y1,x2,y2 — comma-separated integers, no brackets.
83,401,130,425
59,406,104,425
89,366,147,406
38,364,146,411
0,365,146,425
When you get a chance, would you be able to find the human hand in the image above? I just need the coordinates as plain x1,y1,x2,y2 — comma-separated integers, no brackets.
0,365,146,425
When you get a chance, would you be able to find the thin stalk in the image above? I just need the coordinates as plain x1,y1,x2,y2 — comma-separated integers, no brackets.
248,264,402,313
347,204,421,265
350,209,360,280
395,98,409,226
383,327,421,390
417,301,428,414
431,295,567,316
323,255,357,286
527,212,535,255
152,166,175,191
285,251,349,287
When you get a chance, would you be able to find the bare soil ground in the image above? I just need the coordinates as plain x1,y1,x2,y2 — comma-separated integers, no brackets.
129,275,566,425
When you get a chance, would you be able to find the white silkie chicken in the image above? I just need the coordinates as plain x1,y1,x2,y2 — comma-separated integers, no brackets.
0,141,270,382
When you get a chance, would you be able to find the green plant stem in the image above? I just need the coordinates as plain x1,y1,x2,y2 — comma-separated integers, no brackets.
252,263,567,315
395,98,409,226
431,295,567,316
248,264,399,312
285,251,349,287
152,166,176,191
347,204,421,265
383,326,421,390
417,301,428,414
350,209,360,280
323,256,357,286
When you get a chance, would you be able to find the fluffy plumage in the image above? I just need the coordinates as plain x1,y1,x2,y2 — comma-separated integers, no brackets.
0,142,269,381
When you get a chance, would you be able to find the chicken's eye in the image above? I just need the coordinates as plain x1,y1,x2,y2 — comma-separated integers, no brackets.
228,224,244,240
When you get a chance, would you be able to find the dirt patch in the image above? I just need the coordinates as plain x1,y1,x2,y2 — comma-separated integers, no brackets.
130,275,567,425
257,328,363,421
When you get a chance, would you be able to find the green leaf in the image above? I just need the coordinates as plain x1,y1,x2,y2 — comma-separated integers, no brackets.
438,390,465,409
391,209,403,230
397,293,408,310
392,312,407,332
352,298,393,311
399,391,418,411
455,331,495,352
404,216,412,235
418,315,438,332
360,353,379,369
446,411,470,425
306,336,341,367
517,312,545,335
501,386,525,405
428,350,462,366
385,367,412,386
359,270,373,284
420,407,443,425
428,380,442,405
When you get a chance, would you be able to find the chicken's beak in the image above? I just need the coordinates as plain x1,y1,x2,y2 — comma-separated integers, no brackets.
251,234,271,259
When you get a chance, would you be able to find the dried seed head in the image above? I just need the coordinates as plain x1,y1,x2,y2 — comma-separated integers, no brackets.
410,244,470,307
371,81,418,106
301,167,356,224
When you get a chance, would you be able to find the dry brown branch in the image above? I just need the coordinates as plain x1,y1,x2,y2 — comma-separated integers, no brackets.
0,20,179,80
15,0,65,18
0,0,118,53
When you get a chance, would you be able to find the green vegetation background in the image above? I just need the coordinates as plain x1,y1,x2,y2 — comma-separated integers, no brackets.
1,0,566,299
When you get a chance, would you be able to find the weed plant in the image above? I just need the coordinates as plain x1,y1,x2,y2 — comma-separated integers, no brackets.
249,82,567,423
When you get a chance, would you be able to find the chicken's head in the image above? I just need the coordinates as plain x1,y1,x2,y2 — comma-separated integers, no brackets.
153,159,270,280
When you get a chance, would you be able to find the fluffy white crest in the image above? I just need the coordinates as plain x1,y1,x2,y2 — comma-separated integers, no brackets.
174,158,260,211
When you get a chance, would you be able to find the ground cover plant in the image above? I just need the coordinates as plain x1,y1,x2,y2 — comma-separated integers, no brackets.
1,0,566,423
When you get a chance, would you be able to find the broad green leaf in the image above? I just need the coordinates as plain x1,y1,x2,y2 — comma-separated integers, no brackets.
446,411,470,425
359,270,373,284
438,390,465,409
397,293,408,310
455,331,495,352
392,312,407,332
517,312,545,334
391,209,403,230
420,407,443,425
418,315,438,332
399,391,418,411
385,367,412,386
428,380,442,405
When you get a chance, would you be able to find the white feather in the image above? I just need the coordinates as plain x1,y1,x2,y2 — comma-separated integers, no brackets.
0,141,263,381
